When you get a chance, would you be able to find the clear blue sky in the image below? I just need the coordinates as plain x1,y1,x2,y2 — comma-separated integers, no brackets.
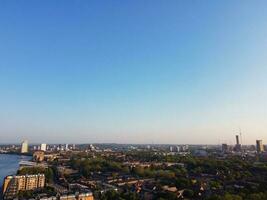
0,1,267,144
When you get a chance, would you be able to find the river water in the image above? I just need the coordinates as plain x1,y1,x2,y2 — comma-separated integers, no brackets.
0,154,31,186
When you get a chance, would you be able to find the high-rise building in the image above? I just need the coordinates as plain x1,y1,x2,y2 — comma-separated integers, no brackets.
40,143,47,151
236,135,240,145
3,174,45,199
169,146,173,152
256,140,264,153
235,135,242,152
176,146,180,152
21,140,28,153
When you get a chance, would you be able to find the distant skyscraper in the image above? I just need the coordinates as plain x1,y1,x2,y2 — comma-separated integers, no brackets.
256,140,264,153
21,140,28,153
235,135,242,152
40,143,46,151
236,135,240,145
169,146,173,152
176,146,180,152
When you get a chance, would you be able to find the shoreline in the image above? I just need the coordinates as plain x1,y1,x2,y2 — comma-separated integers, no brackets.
0,152,32,156
0,154,33,198
0,153,38,199
0,153,32,178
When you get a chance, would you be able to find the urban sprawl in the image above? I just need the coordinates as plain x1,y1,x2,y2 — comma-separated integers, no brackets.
0,135,267,200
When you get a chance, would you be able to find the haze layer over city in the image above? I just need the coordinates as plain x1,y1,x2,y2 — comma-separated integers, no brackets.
1,1,267,144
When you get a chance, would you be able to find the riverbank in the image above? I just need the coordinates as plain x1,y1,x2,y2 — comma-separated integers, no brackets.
0,154,32,185
0,154,31,199
0,151,32,156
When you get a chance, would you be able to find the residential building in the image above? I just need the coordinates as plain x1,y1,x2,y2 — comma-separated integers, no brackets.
3,174,45,199
256,140,264,153
235,135,242,152
77,192,94,200
33,150,45,162
58,193,94,200
41,143,47,151
21,140,28,153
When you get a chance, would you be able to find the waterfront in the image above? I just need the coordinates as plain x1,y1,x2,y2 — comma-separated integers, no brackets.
0,154,31,186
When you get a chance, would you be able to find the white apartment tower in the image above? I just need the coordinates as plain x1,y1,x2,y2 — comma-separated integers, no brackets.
21,140,28,153
40,143,47,151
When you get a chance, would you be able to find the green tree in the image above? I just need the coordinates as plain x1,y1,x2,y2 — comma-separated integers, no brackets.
183,189,194,198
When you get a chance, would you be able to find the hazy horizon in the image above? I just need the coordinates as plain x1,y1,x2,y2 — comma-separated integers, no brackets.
0,141,258,146
1,1,267,144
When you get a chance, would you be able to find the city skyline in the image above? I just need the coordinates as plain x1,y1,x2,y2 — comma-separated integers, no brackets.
0,136,265,146
1,1,267,144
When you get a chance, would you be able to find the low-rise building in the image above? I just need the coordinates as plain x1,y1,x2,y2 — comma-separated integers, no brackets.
58,193,94,200
33,150,45,162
